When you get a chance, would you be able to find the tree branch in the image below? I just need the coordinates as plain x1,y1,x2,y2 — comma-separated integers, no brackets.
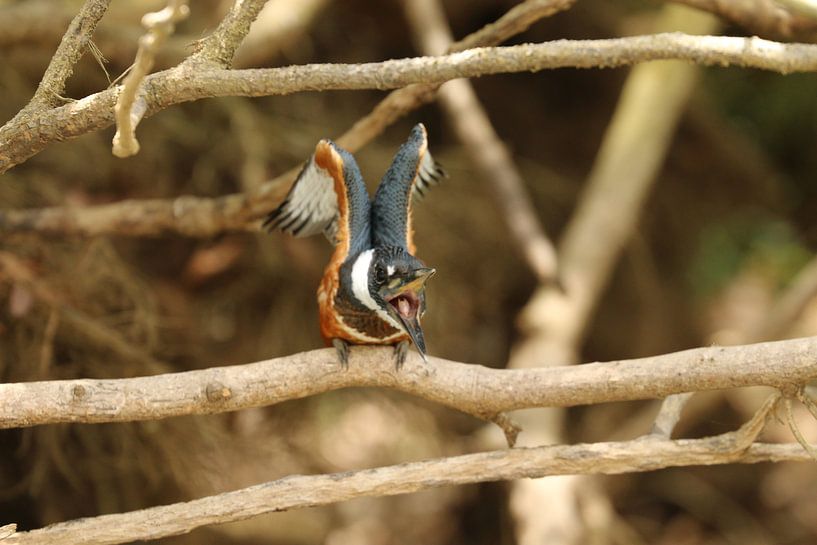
448,0,576,53
2,336,817,430
4,433,811,545
1,34,816,177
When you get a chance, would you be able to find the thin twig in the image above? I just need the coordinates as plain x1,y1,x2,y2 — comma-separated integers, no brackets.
3,336,817,430
4,435,810,545
112,0,190,158
451,0,576,53
25,0,112,109
403,0,560,284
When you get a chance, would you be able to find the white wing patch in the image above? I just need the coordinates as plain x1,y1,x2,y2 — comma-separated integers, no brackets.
413,149,446,200
263,157,340,243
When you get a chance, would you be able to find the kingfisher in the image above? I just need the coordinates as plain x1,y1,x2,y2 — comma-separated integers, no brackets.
264,124,445,369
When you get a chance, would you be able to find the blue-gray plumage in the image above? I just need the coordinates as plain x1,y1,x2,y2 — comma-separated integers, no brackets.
333,144,372,255
372,124,445,251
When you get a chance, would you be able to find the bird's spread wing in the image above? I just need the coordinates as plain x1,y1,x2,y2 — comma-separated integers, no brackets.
263,142,341,241
264,140,371,252
414,140,446,199
371,124,445,252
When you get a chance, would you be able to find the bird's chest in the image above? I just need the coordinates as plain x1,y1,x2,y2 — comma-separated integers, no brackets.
317,267,403,344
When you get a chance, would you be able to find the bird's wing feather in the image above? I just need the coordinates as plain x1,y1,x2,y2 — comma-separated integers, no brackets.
264,140,371,254
413,142,446,199
263,145,341,242
371,124,445,251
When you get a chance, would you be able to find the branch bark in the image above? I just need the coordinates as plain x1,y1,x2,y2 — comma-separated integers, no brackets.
2,336,817,430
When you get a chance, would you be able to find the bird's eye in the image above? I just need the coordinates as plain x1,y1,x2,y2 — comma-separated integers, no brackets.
375,266,387,284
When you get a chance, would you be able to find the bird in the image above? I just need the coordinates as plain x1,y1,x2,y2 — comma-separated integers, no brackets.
263,123,445,369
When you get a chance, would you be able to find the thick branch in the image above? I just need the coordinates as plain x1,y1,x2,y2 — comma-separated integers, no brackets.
0,194,257,237
2,336,817,429
2,34,817,177
4,435,811,545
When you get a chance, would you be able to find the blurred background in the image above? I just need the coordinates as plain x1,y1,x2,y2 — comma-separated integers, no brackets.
2,0,817,543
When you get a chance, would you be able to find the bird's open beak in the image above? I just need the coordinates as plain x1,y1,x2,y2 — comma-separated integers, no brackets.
380,267,435,359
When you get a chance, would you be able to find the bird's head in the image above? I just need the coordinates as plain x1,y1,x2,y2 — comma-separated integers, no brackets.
348,246,435,358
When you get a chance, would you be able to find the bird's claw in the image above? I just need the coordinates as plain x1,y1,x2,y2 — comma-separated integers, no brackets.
393,340,409,371
332,338,350,370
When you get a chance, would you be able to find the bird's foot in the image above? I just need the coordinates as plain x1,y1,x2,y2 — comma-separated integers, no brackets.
332,338,350,370
393,340,409,371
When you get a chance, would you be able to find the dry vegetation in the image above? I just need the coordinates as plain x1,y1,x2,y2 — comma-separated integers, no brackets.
3,0,817,544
